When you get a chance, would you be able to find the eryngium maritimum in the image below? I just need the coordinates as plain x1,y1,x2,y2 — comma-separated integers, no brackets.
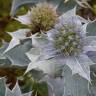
16,2,58,34
26,8,96,82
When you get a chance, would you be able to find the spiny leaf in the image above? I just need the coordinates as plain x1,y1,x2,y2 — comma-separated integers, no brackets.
4,39,32,66
11,0,44,16
87,20,96,36
4,29,31,53
62,65,89,96
0,78,6,96
0,42,12,67
57,0,77,15
5,82,32,96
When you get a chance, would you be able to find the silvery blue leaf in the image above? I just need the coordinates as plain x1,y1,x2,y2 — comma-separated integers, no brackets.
32,34,49,48
87,51,96,64
0,42,8,59
87,20,96,36
89,85,96,96
25,57,64,77
0,78,6,96
0,59,11,68
4,39,32,66
26,48,41,63
41,76,64,96
25,47,63,76
41,65,89,96
0,43,12,67
62,65,89,96
5,82,32,96
83,36,96,52
57,0,77,15
4,29,31,53
65,54,93,81
11,0,45,16
15,11,32,25
89,65,96,95
29,69,45,80
83,46,96,52
84,36,96,46
59,7,76,20
47,0,63,9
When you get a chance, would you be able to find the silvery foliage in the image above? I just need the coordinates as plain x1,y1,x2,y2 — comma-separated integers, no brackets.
0,40,33,96
5,82,32,96
11,0,77,16
3,29,32,66
0,0,96,96
0,78,32,96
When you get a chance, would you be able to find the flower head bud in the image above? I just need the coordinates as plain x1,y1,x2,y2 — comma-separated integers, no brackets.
29,2,58,33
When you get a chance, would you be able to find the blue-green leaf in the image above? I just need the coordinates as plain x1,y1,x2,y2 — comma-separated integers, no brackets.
87,20,96,36
42,76,64,96
62,65,89,96
0,43,12,67
87,51,96,64
4,29,31,53
0,78,6,96
4,39,32,66
11,0,44,16
57,0,77,15
47,0,63,8
5,82,32,96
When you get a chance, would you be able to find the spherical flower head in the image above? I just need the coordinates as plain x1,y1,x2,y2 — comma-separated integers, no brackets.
30,2,58,33
54,26,82,56
52,24,83,56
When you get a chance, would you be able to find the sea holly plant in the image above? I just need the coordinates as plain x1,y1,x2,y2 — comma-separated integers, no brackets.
22,6,92,81
14,2,96,95
0,0,96,96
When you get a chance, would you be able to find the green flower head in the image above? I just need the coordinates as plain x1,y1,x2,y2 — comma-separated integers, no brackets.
54,24,82,56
